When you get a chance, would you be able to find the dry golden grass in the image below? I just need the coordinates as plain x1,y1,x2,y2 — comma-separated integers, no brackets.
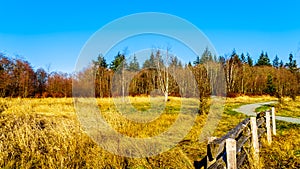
274,97,300,118
225,95,277,108
259,96,300,169
260,121,300,168
0,95,297,168
0,97,204,168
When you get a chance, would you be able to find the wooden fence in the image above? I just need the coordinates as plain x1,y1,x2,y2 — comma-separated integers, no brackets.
194,107,276,169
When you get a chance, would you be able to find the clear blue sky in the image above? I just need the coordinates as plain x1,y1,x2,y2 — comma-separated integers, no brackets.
0,0,299,73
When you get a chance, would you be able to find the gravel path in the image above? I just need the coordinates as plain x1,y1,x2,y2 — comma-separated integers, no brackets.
234,101,300,124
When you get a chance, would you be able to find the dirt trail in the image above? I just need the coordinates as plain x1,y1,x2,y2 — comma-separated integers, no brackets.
233,101,300,124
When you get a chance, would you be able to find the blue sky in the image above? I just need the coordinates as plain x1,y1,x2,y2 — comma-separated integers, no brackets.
0,0,299,72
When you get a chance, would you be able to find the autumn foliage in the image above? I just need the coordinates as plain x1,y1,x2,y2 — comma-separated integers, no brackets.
0,54,72,98
0,50,299,99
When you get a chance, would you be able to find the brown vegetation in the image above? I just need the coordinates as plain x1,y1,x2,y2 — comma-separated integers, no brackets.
1,49,299,101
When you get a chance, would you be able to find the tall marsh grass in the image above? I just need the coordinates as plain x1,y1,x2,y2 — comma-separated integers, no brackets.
1,96,297,168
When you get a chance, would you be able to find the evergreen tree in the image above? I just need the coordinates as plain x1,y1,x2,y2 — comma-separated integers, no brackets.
240,53,246,63
110,52,126,71
286,53,297,72
170,56,182,67
213,55,218,62
264,74,276,96
199,47,213,64
256,51,271,66
246,53,253,66
193,56,200,65
143,52,156,68
230,49,241,63
218,56,226,65
127,55,140,71
272,55,279,68
93,54,108,69
279,60,284,68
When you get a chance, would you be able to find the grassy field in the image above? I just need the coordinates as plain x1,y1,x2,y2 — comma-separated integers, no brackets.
0,96,298,168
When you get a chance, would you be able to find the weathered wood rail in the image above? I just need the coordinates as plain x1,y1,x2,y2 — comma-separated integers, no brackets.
194,108,276,169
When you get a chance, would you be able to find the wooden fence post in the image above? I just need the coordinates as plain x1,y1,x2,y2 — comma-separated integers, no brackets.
266,111,272,144
272,107,276,135
226,138,236,169
207,137,217,167
250,117,259,163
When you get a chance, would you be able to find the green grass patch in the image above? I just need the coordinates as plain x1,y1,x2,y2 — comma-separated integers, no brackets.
224,107,240,115
255,104,274,112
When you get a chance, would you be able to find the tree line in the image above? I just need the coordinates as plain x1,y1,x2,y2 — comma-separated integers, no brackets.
0,54,72,97
1,48,299,101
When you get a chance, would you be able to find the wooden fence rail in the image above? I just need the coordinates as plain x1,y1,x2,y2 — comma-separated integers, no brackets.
194,108,276,169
